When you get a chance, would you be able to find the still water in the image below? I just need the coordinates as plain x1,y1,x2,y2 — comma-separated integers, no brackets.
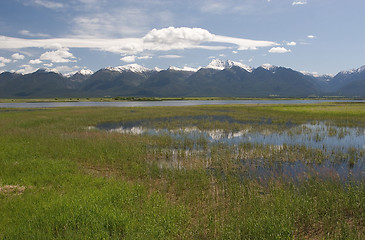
95,120,365,182
1,99,365,108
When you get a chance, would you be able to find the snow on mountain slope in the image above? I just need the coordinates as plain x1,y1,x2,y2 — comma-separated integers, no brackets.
168,66,200,72
226,60,252,72
339,65,365,75
105,64,151,73
205,59,226,70
64,69,93,77
205,59,253,72
261,63,278,71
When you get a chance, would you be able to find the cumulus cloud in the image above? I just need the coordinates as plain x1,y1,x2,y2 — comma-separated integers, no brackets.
0,27,277,55
269,47,291,53
0,56,12,64
120,55,152,63
138,56,152,60
29,59,43,65
307,35,316,39
16,65,38,74
11,53,25,61
120,55,137,63
143,27,215,51
0,63,5,68
43,63,53,67
286,41,297,46
158,55,183,59
292,0,307,5
40,48,76,63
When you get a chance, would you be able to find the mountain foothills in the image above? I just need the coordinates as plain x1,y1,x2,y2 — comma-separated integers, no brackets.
1,59,365,98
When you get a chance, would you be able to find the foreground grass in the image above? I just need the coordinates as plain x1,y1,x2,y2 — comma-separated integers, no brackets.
0,104,364,239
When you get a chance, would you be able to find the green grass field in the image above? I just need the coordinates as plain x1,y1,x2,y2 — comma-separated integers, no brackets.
0,103,364,239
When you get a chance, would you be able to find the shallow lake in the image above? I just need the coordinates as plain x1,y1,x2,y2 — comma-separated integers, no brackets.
95,120,365,182
2,99,365,108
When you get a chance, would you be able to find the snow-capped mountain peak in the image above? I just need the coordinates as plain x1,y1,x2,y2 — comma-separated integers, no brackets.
153,67,163,72
300,71,334,79
205,59,253,72
64,69,93,77
226,60,253,72
105,64,151,73
168,66,200,72
205,59,226,70
261,63,278,71
78,69,93,75
340,65,365,75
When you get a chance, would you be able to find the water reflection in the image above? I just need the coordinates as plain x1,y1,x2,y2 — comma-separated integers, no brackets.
95,121,365,182
105,122,365,152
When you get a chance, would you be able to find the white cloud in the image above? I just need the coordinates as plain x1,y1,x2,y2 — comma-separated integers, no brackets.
0,56,12,64
40,48,76,63
43,63,53,67
286,41,297,46
120,55,137,63
29,59,43,65
0,63,5,68
300,71,320,77
269,47,291,53
138,56,152,60
143,27,215,51
16,65,38,74
19,30,49,38
0,27,277,55
120,55,152,62
11,53,25,60
212,35,277,50
158,55,183,59
232,51,238,54
30,0,65,9
307,35,316,39
292,0,307,5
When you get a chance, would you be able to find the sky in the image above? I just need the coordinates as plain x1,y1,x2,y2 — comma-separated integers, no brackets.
0,0,364,76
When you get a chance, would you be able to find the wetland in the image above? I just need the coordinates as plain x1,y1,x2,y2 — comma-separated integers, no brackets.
0,103,364,239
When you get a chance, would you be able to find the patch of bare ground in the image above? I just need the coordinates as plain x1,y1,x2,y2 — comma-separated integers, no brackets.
0,185,26,195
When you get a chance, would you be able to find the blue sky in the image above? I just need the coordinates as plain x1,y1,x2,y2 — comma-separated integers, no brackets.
0,0,364,75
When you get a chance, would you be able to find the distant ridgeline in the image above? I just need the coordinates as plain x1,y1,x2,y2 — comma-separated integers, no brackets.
1,60,365,98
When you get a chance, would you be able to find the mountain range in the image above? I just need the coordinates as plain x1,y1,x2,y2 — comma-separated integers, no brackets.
1,59,365,98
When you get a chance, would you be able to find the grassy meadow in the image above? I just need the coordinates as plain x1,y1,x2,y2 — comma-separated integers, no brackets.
0,103,364,239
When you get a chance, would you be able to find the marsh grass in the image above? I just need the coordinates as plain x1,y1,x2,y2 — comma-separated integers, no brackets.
0,104,364,239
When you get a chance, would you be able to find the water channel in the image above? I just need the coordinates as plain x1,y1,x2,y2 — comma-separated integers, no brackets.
1,99,365,108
